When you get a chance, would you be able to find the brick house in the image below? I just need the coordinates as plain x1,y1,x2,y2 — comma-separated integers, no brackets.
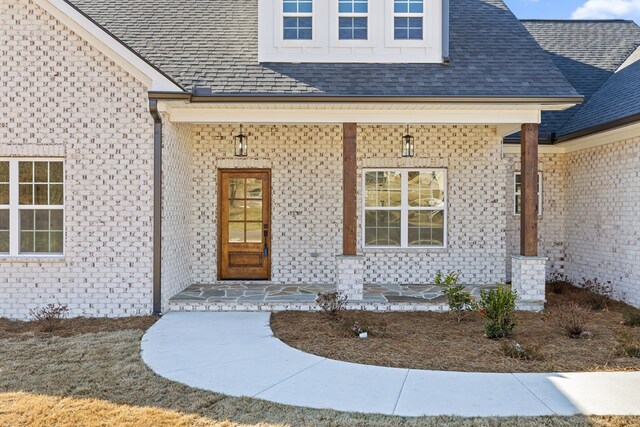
1,0,638,319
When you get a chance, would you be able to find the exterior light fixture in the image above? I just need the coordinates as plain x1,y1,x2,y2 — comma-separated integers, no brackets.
234,124,248,157
402,124,415,158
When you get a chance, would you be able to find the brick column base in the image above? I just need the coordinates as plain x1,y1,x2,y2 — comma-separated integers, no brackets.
511,255,547,312
336,256,364,300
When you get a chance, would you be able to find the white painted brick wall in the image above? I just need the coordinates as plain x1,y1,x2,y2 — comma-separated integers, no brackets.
189,124,508,287
565,137,640,308
511,255,546,311
336,256,364,300
161,119,193,311
0,0,154,319
504,153,567,279
358,125,507,285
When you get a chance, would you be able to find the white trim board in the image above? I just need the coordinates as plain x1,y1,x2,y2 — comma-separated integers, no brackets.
158,103,543,125
503,121,640,155
34,0,183,92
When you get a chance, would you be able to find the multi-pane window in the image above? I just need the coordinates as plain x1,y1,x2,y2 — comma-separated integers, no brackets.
0,159,64,256
338,0,368,40
514,172,542,216
0,162,9,254
283,0,313,40
364,169,446,248
394,0,424,40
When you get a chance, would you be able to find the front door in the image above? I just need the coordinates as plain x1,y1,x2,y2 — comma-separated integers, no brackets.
218,169,271,280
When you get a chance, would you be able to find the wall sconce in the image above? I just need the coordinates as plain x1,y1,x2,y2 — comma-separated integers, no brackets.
234,124,248,157
402,124,415,158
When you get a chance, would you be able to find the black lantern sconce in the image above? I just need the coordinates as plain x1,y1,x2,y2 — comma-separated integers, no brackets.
234,124,248,157
402,124,415,158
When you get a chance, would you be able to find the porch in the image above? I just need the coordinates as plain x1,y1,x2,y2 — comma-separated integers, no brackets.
155,99,573,313
168,282,494,312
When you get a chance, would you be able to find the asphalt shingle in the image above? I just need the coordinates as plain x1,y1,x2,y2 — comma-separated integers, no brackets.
517,20,640,140
68,0,578,98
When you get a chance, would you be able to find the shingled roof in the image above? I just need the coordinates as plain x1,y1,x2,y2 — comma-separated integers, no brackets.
515,20,640,141
68,0,578,98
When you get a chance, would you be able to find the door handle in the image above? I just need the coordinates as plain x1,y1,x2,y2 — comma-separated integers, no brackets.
263,243,269,257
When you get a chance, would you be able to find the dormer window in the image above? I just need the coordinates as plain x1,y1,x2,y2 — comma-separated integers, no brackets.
394,0,424,40
338,0,368,40
283,0,313,40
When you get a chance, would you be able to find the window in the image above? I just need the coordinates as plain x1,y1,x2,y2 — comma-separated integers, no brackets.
283,0,313,40
394,0,424,40
0,159,64,256
338,0,368,40
364,169,446,248
514,172,542,216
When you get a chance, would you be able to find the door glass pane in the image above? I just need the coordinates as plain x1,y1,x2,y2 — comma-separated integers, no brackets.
245,178,262,199
246,222,262,243
228,199,244,221
229,178,244,199
228,222,244,243
245,200,262,221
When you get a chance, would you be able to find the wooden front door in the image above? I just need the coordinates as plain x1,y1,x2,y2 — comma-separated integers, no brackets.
218,169,271,280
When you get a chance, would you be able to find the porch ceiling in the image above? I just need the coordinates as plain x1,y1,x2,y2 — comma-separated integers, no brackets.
157,100,577,125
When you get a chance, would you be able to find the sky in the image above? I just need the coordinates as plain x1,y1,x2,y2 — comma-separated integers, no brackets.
503,0,640,23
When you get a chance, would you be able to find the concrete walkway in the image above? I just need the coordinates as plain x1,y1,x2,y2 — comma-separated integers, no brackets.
141,312,640,417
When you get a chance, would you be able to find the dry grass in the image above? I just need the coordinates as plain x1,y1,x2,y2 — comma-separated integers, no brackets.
272,285,640,373
0,316,157,339
0,312,638,426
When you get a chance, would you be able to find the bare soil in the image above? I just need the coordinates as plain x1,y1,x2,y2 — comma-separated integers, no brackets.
271,284,640,373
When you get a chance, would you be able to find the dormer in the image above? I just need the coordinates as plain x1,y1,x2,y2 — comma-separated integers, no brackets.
258,0,447,63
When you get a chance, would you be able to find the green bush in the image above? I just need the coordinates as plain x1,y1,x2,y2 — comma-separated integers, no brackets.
435,272,475,322
623,310,640,327
477,284,517,339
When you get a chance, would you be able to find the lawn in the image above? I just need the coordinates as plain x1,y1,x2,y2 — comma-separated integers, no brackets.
271,284,640,373
0,307,638,425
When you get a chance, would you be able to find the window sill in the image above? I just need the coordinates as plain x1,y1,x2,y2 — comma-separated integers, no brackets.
363,247,448,253
0,255,66,263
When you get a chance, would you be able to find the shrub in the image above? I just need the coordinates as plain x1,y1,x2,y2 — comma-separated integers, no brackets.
547,272,571,294
316,291,347,317
622,310,640,327
435,271,475,322
501,340,544,361
614,330,640,358
30,303,69,332
339,315,387,338
582,278,613,311
477,284,517,339
551,302,591,338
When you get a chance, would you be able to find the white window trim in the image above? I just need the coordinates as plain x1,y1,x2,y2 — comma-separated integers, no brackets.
362,168,447,250
0,158,65,257
337,0,369,41
281,0,316,44
513,172,543,217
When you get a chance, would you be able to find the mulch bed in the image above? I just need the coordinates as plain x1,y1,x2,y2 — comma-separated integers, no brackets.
271,284,640,373
0,316,157,339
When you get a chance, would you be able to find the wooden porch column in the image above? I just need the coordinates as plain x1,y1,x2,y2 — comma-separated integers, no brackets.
343,123,357,256
520,123,539,256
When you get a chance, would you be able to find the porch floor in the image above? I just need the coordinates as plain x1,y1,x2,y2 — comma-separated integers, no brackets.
170,282,493,305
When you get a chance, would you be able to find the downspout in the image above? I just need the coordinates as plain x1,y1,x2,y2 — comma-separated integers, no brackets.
442,0,450,64
149,99,162,316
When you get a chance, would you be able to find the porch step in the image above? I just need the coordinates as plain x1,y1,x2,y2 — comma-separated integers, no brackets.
166,282,492,313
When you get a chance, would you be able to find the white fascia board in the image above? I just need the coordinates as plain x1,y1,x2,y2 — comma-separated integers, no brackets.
35,0,183,92
160,105,542,125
